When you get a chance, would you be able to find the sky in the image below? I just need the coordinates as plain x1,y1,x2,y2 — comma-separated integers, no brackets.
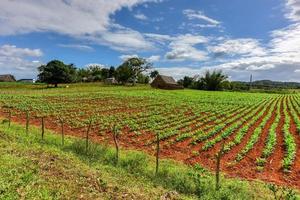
0,0,300,81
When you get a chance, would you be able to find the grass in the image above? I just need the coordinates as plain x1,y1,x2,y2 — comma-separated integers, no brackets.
0,120,296,200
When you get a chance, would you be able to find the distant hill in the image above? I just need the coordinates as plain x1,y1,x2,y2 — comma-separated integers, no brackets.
233,80,300,89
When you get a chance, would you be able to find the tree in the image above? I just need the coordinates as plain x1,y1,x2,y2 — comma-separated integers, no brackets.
137,73,150,84
178,76,194,88
200,70,228,91
108,66,116,78
38,60,77,87
77,68,90,82
88,65,102,81
150,70,159,79
100,68,110,80
118,57,152,85
115,64,134,85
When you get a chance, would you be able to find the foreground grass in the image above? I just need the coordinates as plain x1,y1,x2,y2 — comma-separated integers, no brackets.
0,121,298,200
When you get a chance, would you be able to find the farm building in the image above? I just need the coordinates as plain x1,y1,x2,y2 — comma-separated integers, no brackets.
104,77,118,84
0,74,16,82
151,75,183,90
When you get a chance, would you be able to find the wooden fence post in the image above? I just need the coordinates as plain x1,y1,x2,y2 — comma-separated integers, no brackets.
41,117,45,140
86,119,92,153
8,109,11,128
113,125,119,165
216,142,225,191
155,132,160,175
26,111,29,134
60,118,64,146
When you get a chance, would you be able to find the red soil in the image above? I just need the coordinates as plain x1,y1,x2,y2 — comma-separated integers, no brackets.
1,97,300,190
258,98,286,185
286,97,300,186
227,99,279,183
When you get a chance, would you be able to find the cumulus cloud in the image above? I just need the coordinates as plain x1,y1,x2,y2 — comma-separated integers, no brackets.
0,44,43,79
207,38,267,57
0,44,43,57
145,33,209,62
119,54,139,61
183,9,220,25
93,28,154,51
197,0,300,81
270,23,300,54
0,0,161,52
155,67,205,80
285,0,300,21
147,55,160,62
1,0,300,82
246,64,275,71
165,34,209,61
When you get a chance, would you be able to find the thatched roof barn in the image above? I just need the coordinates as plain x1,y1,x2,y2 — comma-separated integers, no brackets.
151,75,183,90
0,74,16,82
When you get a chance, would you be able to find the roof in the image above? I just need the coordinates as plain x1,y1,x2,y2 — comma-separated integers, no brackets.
158,75,177,85
0,74,16,82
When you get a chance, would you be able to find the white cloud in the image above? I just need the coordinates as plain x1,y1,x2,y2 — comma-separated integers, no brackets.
147,1,300,81
93,28,154,51
183,9,220,25
144,33,173,45
155,67,205,80
207,38,267,57
145,33,209,62
147,55,160,62
0,44,43,79
0,0,161,52
246,64,275,71
192,24,219,28
58,44,94,51
285,0,300,21
134,13,148,20
119,54,139,61
84,63,106,68
270,23,300,54
119,54,160,62
165,34,209,61
0,44,42,57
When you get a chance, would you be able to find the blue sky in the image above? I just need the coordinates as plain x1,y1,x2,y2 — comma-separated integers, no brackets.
0,0,300,81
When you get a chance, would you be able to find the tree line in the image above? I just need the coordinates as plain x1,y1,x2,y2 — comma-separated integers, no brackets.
37,58,232,91
38,58,158,87
177,72,300,92
38,57,273,91
177,70,229,91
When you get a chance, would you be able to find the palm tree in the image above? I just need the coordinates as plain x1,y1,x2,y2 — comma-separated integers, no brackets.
201,70,228,91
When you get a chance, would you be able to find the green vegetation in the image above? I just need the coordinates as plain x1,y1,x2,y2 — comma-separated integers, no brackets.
0,120,290,200
37,58,153,87
178,70,228,91
38,60,77,87
260,98,282,164
0,82,299,199
282,97,297,171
